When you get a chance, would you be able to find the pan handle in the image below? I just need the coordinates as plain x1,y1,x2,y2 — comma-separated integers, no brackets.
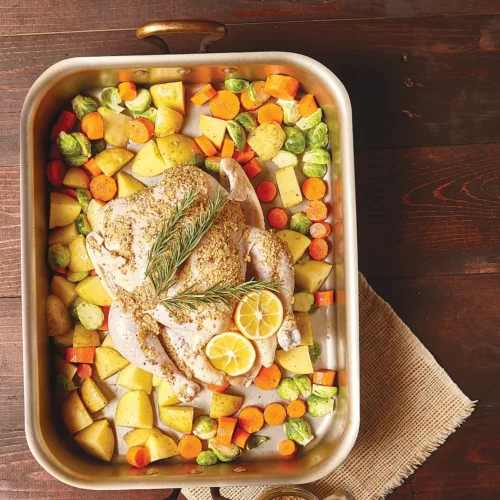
136,20,227,54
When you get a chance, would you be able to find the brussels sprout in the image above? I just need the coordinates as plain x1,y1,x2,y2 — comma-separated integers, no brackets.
77,302,105,330
247,81,270,104
67,270,90,283
306,122,329,149
225,78,249,93
73,132,91,157
75,214,91,237
283,126,305,155
196,450,218,466
309,304,319,315
302,162,327,179
312,383,338,399
76,188,92,214
48,244,70,270
205,157,221,173
246,435,270,450
290,212,311,235
235,112,257,133
308,341,323,365
91,138,106,156
70,297,85,321
293,291,314,313
58,131,81,157
193,415,218,440
101,87,125,113
296,108,323,131
272,150,298,168
135,106,158,125
293,375,312,398
208,439,242,462
284,418,313,445
71,94,99,121
226,120,247,152
55,373,76,392
307,394,334,417
65,155,90,167
277,99,301,126
124,88,151,114
276,377,300,401
303,148,331,165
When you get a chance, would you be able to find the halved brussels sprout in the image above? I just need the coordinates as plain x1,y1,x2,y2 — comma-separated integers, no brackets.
72,133,91,156
65,155,90,167
48,244,70,270
302,162,327,179
272,150,298,168
293,375,313,398
276,377,300,401
205,156,221,173
76,188,92,214
208,439,242,462
226,120,247,152
284,418,313,445
75,214,91,237
283,126,305,155
196,450,218,466
277,99,301,126
193,415,218,440
308,341,323,365
246,435,269,450
224,78,249,93
100,87,124,113
135,106,158,125
312,383,338,399
67,270,90,283
57,131,81,157
56,373,76,392
69,297,85,321
303,148,331,165
235,112,257,133
306,122,329,149
124,88,152,114
296,108,323,131
293,290,315,312
91,139,106,156
290,213,311,235
296,253,310,266
307,394,335,417
247,81,270,104
71,95,99,121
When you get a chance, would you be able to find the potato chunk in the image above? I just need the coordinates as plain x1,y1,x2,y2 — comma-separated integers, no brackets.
81,378,108,413
117,363,153,394
61,391,93,434
94,346,129,379
46,294,71,336
115,390,153,429
74,419,115,462
159,406,194,434
145,433,180,462
209,392,243,418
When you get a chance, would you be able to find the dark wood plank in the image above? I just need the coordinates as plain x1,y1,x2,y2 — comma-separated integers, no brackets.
2,0,500,35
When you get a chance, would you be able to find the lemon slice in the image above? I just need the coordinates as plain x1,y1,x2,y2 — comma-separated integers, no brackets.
234,290,284,341
206,332,256,376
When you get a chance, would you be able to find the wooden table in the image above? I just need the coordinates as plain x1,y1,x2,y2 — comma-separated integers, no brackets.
1,1,499,498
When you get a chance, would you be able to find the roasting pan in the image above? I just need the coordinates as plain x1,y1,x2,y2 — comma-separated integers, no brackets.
20,21,359,494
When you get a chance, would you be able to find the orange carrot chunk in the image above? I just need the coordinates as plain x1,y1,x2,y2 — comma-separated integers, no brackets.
314,290,334,307
209,90,240,120
298,94,319,118
305,200,328,222
279,439,298,457
215,417,238,446
263,403,287,426
83,158,103,177
195,135,218,157
238,407,264,434
264,75,300,100
233,144,255,163
81,112,104,140
207,381,230,393
308,238,328,261
313,369,336,387
268,207,288,229
257,103,283,125
126,446,151,468
302,178,326,201
98,306,110,331
231,428,251,449
309,222,332,239
286,399,307,419
240,90,262,111
191,84,217,106
221,137,235,159
126,117,154,144
178,434,202,459
90,175,117,202
118,82,137,101
76,363,92,379
65,347,95,364
254,363,282,390
242,158,262,179
256,181,277,203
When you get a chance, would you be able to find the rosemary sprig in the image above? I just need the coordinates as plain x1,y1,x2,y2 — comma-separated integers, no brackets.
160,279,282,314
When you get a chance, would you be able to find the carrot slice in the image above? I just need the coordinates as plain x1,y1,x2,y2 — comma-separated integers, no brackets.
257,103,283,125
232,428,251,449
268,207,288,229
209,90,240,120
215,417,238,446
178,434,202,458
263,403,287,426
126,118,154,144
65,347,95,364
81,112,104,140
98,306,110,331
256,181,277,203
298,94,318,118
314,290,334,307
308,238,328,261
305,200,328,222
195,135,218,157
242,158,262,179
264,75,300,100
126,446,151,468
46,160,67,186
118,82,137,101
254,363,282,390
313,369,336,387
191,84,217,106
279,439,298,457
90,175,117,202
221,137,235,159
207,381,230,393
309,222,332,239
76,363,92,379
233,144,255,163
286,399,307,419
83,158,103,177
240,90,262,111
238,407,264,434
302,178,326,201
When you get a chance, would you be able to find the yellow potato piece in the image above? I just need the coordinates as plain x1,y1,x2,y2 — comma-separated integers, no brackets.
50,275,78,308
81,377,108,413
86,199,106,231
46,294,71,336
124,427,163,448
115,390,153,429
145,433,180,462
55,354,77,380
247,122,286,161
152,375,163,388
293,260,333,293
94,147,134,176
73,323,101,348
74,419,115,462
61,391,93,434
63,167,90,189
115,171,146,198
97,107,132,148
155,134,203,169
157,379,180,407
49,192,81,229
275,345,314,375
275,166,303,208
150,82,185,115
209,392,243,418
48,222,79,246
100,334,116,350
94,347,129,380
75,276,113,306
53,330,74,348
117,363,153,394
68,234,94,272
155,105,184,137
159,406,194,434
275,230,311,263
199,115,227,149
132,139,167,177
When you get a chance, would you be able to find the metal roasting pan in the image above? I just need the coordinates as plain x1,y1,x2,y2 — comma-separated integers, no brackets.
20,20,359,495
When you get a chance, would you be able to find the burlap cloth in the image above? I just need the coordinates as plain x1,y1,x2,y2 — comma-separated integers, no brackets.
184,274,475,500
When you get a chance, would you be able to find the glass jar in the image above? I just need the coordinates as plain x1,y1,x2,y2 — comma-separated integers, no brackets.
256,486,320,500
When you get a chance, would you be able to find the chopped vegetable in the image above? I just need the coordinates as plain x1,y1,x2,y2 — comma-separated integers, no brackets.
290,213,311,235
314,290,334,306
302,178,326,201
312,383,338,398
65,346,95,364
126,446,151,468
248,122,286,160
67,270,90,283
235,112,257,133
124,88,151,113
90,139,106,157
199,115,227,149
303,148,331,165
296,108,322,131
272,150,298,168
225,78,249,93
240,90,262,111
209,90,240,120
98,305,110,331
308,342,323,365
126,118,155,144
307,395,334,417
207,381,230,393
306,122,329,149
264,75,299,100
238,406,264,434
76,363,93,379
58,132,91,160
76,302,104,330
232,428,251,449
277,99,301,125
71,95,99,121
75,213,91,236
279,439,298,457
263,402,287,426
309,238,328,261
57,110,78,130
256,181,277,203
190,84,217,106
293,291,315,313
63,167,91,189
298,94,318,118
48,244,70,270
55,373,76,392
242,158,262,179
60,188,77,200
196,450,218,466
254,363,282,390
81,112,104,140
293,375,313,398
268,207,288,229
247,81,270,104
287,399,307,419
90,175,117,202
135,106,158,125
205,156,222,173
46,160,67,186
193,415,218,440
283,126,305,154
100,87,124,113
118,82,137,101
49,142,63,160
83,158,103,177
221,137,235,158
216,416,238,446
233,144,255,163
226,120,247,152
208,439,242,462
246,435,269,450
257,103,283,125
50,123,69,142
313,369,336,386
284,418,313,445
277,377,300,401
276,166,303,208
310,222,331,239
195,135,218,157
306,200,328,222
178,434,202,459
76,188,92,214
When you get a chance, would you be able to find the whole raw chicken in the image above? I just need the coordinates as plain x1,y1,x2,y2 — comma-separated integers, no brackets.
86,159,300,402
